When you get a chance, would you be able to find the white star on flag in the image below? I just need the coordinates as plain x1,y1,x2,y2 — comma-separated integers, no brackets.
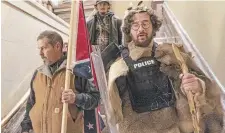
87,122,94,130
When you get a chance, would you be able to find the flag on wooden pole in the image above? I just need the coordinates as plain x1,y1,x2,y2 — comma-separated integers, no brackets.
73,1,102,133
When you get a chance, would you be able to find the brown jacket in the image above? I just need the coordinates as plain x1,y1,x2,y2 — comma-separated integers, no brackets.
24,59,99,133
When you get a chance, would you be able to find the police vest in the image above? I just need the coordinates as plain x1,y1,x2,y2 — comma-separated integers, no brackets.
121,45,175,113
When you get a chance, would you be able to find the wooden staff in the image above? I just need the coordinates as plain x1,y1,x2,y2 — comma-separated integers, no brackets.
172,44,200,133
61,1,80,133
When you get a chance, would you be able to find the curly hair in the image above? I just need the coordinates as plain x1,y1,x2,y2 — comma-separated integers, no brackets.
122,9,162,45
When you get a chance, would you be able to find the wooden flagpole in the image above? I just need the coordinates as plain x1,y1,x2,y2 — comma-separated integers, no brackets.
172,44,200,133
61,0,80,133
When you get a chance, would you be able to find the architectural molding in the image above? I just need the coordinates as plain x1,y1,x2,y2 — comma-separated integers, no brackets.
3,1,69,35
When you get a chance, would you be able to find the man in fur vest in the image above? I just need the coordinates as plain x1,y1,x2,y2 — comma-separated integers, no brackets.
105,2,224,133
20,30,100,133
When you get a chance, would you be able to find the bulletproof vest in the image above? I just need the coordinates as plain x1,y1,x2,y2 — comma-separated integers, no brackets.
121,45,175,113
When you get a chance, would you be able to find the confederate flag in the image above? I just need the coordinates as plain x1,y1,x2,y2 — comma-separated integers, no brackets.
72,1,104,133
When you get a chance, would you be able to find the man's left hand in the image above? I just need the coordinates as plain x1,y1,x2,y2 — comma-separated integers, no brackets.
61,88,76,104
180,73,202,95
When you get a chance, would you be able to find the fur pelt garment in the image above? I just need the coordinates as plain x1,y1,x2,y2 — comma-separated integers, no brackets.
106,41,180,133
106,42,224,133
154,43,225,133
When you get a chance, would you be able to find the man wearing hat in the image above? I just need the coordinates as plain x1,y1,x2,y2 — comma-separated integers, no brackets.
87,0,122,71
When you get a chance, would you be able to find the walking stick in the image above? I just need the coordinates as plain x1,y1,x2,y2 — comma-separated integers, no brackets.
61,1,80,133
172,44,200,133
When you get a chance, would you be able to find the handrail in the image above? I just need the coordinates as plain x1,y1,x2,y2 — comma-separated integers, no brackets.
1,90,30,127
162,3,225,93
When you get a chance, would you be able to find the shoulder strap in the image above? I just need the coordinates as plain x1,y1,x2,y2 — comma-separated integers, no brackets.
116,19,121,30
89,16,97,45
121,47,134,71
116,19,122,45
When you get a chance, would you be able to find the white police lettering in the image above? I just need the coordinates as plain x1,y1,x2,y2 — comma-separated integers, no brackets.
133,59,155,69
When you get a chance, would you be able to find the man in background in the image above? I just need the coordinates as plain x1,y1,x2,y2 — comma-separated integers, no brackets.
87,0,122,71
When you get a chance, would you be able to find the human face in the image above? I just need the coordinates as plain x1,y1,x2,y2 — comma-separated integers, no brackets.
37,37,62,65
130,12,153,47
96,2,110,15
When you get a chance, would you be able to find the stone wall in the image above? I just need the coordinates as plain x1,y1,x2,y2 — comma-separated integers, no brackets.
1,1,69,118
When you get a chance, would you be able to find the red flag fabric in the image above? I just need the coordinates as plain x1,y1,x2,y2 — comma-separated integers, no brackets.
76,2,89,61
74,1,101,133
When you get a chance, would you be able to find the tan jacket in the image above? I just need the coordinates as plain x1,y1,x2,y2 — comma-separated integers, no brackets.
27,59,100,133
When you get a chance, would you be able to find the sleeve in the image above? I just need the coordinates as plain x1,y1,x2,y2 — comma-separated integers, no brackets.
20,90,34,132
20,70,37,132
74,76,100,110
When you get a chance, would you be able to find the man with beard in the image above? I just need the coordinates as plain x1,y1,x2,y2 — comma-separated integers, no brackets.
105,2,223,133
87,0,122,71
20,30,100,133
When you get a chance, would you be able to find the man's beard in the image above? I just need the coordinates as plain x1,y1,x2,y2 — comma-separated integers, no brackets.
42,57,50,65
133,35,153,47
